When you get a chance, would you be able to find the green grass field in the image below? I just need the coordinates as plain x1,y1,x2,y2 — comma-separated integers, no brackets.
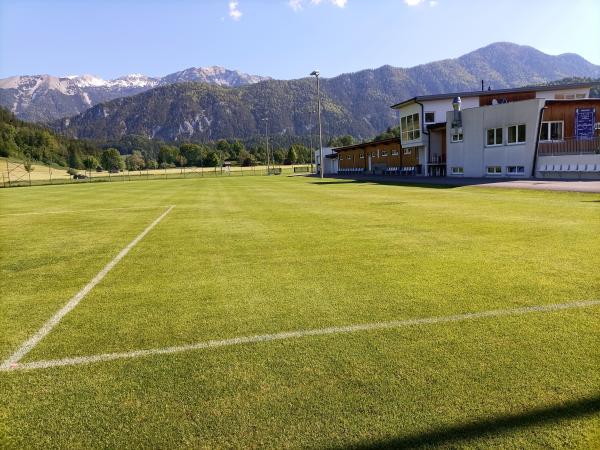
1,176,599,448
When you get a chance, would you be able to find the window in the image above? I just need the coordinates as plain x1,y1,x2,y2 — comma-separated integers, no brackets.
486,127,503,146
424,112,435,123
359,152,364,159
565,94,575,100
401,113,421,142
539,121,563,141
346,155,351,160
507,124,526,144
451,167,464,174
403,148,411,155
451,133,463,143
576,93,586,99
506,166,525,175
391,150,399,156
381,150,388,157
555,94,565,100
487,166,502,175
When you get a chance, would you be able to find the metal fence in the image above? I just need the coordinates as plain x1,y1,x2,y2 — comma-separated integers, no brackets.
538,136,600,156
1,164,313,188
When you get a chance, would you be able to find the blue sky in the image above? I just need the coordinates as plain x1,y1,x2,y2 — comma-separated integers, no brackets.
1,0,599,80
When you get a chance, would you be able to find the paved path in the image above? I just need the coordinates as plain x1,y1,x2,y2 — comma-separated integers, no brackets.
325,175,600,193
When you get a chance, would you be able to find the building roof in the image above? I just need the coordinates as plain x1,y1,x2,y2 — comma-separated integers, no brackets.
331,136,400,152
390,82,595,109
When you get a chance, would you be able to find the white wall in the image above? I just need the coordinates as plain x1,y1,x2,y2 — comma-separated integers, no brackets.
537,154,600,179
535,87,590,100
315,147,337,174
420,97,480,125
446,99,546,178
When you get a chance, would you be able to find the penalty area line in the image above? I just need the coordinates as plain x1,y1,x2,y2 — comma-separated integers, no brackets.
0,205,176,371
3,299,599,372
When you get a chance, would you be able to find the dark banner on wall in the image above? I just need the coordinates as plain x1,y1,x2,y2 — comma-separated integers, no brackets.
575,107,596,138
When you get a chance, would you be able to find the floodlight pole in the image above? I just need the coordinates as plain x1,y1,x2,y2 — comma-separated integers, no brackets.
263,118,270,175
311,70,324,179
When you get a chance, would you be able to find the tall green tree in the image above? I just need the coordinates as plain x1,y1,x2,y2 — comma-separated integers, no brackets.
285,146,298,165
157,145,179,165
82,155,99,177
125,150,145,171
100,148,124,171
67,147,83,169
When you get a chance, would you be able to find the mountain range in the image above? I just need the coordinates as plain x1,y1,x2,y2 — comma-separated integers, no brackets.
3,42,600,143
0,67,270,123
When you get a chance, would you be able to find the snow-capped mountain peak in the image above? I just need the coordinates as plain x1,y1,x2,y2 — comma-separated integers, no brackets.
0,66,270,122
69,74,108,88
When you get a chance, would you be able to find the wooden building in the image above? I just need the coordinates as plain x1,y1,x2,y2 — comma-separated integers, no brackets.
334,137,421,175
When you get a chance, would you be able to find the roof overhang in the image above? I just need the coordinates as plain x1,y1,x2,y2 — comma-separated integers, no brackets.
332,137,401,152
390,82,596,110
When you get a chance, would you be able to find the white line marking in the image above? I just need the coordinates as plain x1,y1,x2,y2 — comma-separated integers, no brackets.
0,205,175,371
0,206,173,218
3,299,598,372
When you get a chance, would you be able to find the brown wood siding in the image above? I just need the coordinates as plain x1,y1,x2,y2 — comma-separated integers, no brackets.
542,100,600,138
479,91,536,107
336,140,419,169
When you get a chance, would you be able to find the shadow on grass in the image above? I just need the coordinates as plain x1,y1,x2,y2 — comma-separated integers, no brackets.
309,178,455,189
344,395,600,449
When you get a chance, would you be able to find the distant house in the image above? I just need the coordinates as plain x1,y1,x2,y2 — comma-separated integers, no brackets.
330,82,599,179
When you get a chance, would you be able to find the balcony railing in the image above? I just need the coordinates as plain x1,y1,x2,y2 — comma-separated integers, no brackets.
428,154,446,164
538,136,600,156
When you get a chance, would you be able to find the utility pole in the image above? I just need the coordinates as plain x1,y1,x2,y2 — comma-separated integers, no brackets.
310,70,324,179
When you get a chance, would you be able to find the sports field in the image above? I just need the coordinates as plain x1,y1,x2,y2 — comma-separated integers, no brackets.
1,175,599,448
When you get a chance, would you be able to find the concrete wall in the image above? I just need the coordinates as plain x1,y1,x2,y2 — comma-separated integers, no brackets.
446,98,546,178
537,154,600,179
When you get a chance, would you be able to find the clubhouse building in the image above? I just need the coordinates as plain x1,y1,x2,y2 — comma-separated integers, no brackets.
332,82,600,179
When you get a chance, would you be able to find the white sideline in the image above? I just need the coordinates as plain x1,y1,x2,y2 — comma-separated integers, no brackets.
0,205,176,371
3,299,598,372
0,206,174,217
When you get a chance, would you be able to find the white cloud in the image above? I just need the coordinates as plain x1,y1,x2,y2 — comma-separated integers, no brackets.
229,1,242,20
405,0,439,6
288,0,347,12
289,0,303,11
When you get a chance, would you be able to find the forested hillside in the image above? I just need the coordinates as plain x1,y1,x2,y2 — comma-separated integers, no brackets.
53,43,600,143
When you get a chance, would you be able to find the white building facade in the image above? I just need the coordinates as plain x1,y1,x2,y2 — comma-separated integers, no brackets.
391,83,596,178
445,99,545,178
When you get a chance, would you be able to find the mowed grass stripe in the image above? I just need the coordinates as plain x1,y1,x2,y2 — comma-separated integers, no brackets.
0,205,175,370
5,299,599,372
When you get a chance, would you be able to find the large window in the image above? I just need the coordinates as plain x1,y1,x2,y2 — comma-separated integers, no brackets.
539,121,563,141
486,127,503,146
401,113,421,142
507,124,526,144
